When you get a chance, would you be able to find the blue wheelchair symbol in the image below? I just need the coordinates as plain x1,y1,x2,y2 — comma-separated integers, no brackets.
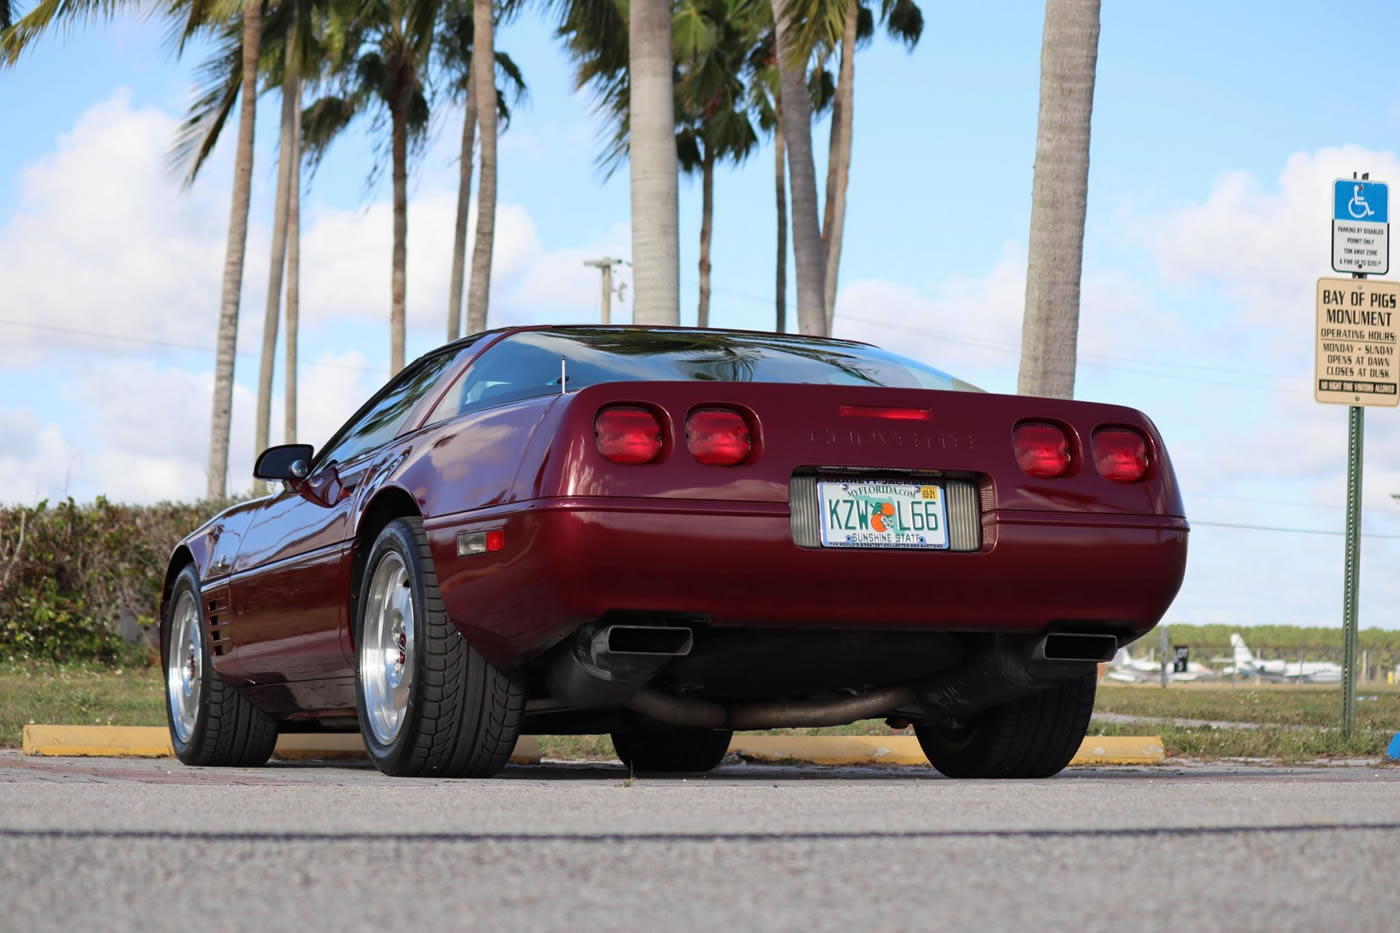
1335,180,1388,224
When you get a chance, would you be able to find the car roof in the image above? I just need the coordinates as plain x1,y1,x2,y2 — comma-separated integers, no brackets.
425,324,879,364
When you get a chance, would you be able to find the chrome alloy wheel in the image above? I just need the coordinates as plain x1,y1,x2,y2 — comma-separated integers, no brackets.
166,590,203,744
361,551,415,745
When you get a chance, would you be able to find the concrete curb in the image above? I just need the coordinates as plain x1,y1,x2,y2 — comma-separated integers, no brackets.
21,726,543,765
728,734,1165,767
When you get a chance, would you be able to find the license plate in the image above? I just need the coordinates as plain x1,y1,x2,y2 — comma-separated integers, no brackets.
817,481,949,549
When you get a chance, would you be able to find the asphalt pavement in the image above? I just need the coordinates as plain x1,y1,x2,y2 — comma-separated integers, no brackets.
2,751,1398,932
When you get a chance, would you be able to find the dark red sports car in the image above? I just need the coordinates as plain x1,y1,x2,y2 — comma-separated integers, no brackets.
161,326,1187,778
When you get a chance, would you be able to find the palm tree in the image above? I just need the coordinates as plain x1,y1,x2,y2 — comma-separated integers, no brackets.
815,0,921,331
770,0,825,336
285,82,302,443
439,5,526,341
628,0,681,325
674,0,760,327
748,37,833,333
303,0,440,376
1,1,13,30
1017,0,1099,399
253,5,305,491
464,0,496,334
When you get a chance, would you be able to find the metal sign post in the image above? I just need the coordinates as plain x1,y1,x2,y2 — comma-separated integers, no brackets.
1318,172,1394,739
1341,402,1363,737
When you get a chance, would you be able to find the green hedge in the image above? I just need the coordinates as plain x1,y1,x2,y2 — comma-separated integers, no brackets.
0,499,227,662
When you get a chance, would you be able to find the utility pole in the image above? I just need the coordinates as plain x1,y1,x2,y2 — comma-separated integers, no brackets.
584,257,626,324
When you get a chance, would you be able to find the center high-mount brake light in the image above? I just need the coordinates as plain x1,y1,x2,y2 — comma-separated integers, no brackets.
595,406,664,464
1092,427,1151,483
686,408,752,466
838,405,933,421
1012,422,1072,478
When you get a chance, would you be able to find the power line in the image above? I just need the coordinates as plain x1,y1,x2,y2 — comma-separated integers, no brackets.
0,318,384,375
1185,491,1400,514
1192,519,1400,540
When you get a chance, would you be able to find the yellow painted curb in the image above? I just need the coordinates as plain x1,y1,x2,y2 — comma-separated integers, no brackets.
728,734,1165,767
23,725,174,758
1069,735,1165,766
728,735,930,766
21,725,543,765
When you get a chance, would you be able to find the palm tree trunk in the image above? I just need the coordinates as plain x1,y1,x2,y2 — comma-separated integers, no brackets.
697,144,714,328
1017,0,1100,400
448,77,478,341
284,75,301,445
775,110,787,333
206,1,262,500
772,0,826,336
390,104,408,375
822,0,858,331
628,0,680,324
466,0,495,334
254,36,299,491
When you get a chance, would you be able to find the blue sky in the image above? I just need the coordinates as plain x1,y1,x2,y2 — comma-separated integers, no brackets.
3,0,1400,632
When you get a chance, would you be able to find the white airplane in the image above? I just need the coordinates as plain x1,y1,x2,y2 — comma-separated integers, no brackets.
1105,647,1214,683
1228,633,1343,684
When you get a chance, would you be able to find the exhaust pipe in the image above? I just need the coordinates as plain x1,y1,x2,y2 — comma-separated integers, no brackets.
545,624,693,709
1034,632,1117,663
624,632,1114,730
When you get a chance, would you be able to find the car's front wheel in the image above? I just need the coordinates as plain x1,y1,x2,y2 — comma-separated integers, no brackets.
354,517,524,778
914,671,1097,779
611,722,734,774
164,565,279,767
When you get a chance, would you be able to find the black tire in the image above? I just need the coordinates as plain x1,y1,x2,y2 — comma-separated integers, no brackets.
611,723,734,774
163,565,279,767
354,517,525,778
914,671,1098,779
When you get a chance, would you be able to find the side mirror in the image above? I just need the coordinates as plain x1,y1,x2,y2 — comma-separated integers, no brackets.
253,444,314,482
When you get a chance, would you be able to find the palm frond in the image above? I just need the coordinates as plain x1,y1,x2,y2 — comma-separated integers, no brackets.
300,92,359,170
167,21,243,188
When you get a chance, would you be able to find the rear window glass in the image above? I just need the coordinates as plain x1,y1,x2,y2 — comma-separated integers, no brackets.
429,329,980,423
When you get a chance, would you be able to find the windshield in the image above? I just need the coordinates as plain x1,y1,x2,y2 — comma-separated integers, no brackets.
480,329,981,395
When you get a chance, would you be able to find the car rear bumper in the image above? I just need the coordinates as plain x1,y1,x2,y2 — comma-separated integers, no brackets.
424,498,1189,667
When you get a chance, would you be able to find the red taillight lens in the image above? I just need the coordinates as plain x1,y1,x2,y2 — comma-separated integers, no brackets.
1012,422,1072,478
595,406,664,464
686,408,752,466
838,405,933,421
1092,428,1150,483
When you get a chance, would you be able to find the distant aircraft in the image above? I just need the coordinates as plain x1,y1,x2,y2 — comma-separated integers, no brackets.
1105,647,1215,683
1228,633,1343,684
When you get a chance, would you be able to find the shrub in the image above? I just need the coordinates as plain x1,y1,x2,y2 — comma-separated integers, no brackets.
0,499,229,663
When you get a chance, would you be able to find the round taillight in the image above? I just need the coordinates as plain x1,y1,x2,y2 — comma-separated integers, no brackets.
595,406,664,464
1012,422,1072,478
1092,428,1150,483
686,408,752,466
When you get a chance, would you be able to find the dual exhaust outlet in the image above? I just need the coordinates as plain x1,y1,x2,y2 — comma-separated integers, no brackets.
545,623,1118,725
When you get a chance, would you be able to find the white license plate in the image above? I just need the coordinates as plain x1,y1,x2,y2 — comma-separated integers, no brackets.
817,481,949,549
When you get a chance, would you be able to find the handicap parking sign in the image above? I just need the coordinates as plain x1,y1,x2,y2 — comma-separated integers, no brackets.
1333,178,1389,274
1335,180,1388,224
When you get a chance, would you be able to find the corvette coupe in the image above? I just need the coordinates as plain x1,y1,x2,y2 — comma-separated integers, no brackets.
161,326,1188,779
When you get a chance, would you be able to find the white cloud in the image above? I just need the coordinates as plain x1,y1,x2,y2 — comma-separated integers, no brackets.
832,242,1180,391
0,91,625,370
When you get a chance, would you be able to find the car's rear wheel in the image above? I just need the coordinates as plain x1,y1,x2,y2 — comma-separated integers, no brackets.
355,517,524,778
164,565,279,767
914,671,1097,779
611,723,734,773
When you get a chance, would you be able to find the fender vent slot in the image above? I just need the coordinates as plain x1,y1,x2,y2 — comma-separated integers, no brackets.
206,598,229,657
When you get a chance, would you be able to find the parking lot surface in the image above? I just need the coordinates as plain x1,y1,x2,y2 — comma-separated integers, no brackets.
2,751,1398,931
